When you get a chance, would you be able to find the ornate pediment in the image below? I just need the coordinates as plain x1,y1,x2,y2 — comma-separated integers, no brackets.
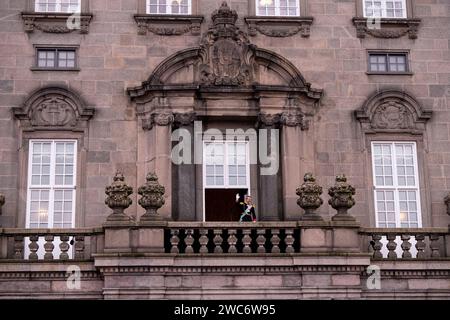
14,87,94,131
355,90,432,134
198,2,256,86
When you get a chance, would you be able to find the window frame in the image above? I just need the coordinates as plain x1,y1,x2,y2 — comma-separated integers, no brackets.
25,139,77,229
371,141,423,228
34,0,81,13
366,50,412,75
32,45,79,71
255,0,301,17
145,0,192,15
362,0,407,19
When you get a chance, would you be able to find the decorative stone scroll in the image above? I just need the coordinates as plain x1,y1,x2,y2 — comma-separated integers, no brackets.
13,87,95,131
245,16,313,38
21,12,93,34
134,15,204,36
142,111,175,131
352,18,421,40
355,90,432,134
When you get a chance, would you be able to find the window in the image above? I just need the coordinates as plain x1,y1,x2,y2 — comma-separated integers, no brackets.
35,0,81,13
26,140,77,229
146,0,191,14
368,52,409,73
363,0,406,18
36,48,77,70
256,0,300,16
371,142,422,228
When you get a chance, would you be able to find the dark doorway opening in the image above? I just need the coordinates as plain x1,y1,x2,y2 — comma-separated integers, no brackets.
204,188,248,221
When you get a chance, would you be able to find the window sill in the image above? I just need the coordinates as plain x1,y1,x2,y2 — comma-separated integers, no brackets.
133,14,204,36
353,17,421,40
244,16,314,38
21,12,93,34
366,71,413,76
31,67,80,72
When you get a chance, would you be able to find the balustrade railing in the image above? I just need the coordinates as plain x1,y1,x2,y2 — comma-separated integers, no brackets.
165,222,300,254
360,228,449,259
0,228,104,261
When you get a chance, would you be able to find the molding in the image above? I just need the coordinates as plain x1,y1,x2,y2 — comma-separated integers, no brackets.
355,89,432,134
245,16,314,38
21,12,93,34
13,86,95,132
352,17,421,39
142,111,174,131
133,14,204,36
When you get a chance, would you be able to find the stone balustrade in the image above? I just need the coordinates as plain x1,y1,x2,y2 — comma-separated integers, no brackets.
0,228,104,260
360,228,450,259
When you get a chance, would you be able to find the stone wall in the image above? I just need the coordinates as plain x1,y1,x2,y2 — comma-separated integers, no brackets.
0,0,449,227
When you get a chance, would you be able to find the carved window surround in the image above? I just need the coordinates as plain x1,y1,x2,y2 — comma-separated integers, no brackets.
21,0,92,34
246,0,312,38
245,16,313,38
353,17,421,39
135,0,203,36
133,14,204,36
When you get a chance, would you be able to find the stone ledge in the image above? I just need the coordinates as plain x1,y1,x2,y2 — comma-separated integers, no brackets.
352,17,421,39
21,12,93,34
133,14,204,36
244,16,314,38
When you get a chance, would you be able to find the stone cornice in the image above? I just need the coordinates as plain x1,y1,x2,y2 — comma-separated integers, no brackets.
133,14,204,36
21,12,93,34
245,16,314,38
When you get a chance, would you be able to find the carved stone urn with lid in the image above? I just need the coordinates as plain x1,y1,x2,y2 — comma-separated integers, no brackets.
138,172,165,221
328,174,356,222
296,173,323,221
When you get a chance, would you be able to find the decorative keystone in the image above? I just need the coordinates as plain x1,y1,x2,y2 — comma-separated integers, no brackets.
138,172,165,221
0,192,4,216
105,171,133,222
328,174,356,221
444,193,450,216
296,173,323,221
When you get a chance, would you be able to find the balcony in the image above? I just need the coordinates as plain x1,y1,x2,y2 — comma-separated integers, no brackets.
1,172,450,299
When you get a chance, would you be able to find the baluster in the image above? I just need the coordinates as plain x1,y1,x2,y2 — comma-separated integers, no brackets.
386,234,397,260
227,229,237,253
213,229,223,253
415,234,426,259
199,229,208,253
74,235,85,260
44,235,54,260
256,229,266,253
400,234,412,259
285,229,294,253
372,234,383,259
59,235,70,260
430,234,441,258
170,229,180,254
28,235,39,260
242,229,252,253
185,229,194,254
13,236,24,259
270,229,280,254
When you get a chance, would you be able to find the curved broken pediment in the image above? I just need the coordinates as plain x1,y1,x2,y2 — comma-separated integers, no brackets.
127,2,322,102
13,86,95,131
355,89,432,134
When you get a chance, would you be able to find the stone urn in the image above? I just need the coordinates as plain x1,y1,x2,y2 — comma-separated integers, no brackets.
138,172,165,221
296,173,323,221
328,174,356,221
105,171,133,222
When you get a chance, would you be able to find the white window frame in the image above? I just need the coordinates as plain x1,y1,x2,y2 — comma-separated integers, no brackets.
363,0,407,19
255,0,300,17
25,139,77,229
202,140,250,222
371,141,422,228
146,0,192,15
35,0,81,13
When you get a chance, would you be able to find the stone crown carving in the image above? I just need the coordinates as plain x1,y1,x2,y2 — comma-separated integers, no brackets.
199,2,256,86
13,87,94,131
355,90,432,134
